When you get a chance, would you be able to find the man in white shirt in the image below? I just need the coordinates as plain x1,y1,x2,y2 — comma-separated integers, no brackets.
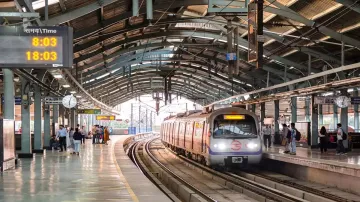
336,123,345,155
262,125,271,148
56,125,67,152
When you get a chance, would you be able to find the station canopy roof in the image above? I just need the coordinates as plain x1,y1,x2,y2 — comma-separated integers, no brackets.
5,0,360,108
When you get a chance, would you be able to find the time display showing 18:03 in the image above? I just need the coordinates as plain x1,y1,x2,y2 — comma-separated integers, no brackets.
26,37,60,62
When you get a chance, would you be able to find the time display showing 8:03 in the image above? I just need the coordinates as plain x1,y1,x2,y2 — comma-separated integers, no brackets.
0,26,73,68
26,37,62,62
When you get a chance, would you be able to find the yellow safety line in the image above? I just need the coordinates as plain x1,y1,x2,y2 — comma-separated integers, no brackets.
111,139,139,202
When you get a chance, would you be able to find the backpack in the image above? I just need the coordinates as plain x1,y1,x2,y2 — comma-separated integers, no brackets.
286,130,291,139
295,129,301,141
342,129,347,140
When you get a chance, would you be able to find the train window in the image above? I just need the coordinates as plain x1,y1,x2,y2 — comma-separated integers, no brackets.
213,114,257,139
194,122,204,137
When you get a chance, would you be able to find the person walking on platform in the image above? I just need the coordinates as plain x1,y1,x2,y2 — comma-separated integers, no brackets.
81,126,86,144
68,128,75,154
57,125,67,152
290,123,297,155
73,128,82,155
319,126,328,153
336,123,345,155
104,126,110,145
262,125,271,148
282,124,290,154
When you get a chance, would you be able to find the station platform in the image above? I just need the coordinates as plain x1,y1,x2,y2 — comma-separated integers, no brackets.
262,146,360,195
0,136,171,202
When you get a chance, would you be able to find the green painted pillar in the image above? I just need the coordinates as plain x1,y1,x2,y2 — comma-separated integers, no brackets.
311,95,319,148
33,85,43,153
319,104,323,125
18,78,32,158
333,104,338,130
305,97,310,122
2,69,16,170
70,108,75,128
52,104,59,136
260,102,265,125
291,97,297,123
354,89,359,132
43,104,51,149
274,100,279,133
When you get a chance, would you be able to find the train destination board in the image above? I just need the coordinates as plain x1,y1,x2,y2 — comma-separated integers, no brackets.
77,109,101,114
96,115,115,120
0,26,73,68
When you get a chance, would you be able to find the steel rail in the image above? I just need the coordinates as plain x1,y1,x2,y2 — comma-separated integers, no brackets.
144,138,217,202
163,142,308,202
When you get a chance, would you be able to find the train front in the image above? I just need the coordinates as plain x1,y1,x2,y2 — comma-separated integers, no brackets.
208,109,262,167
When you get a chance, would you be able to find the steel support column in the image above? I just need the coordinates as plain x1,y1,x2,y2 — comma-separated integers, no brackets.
305,97,310,122
333,104,338,130
33,85,43,153
19,78,32,158
354,89,359,132
70,109,75,128
251,104,256,113
43,104,51,149
340,90,349,149
145,108,148,132
274,100,279,133
311,95,319,148
319,104,323,125
260,102,265,126
1,69,15,170
52,105,59,137
291,97,297,123
138,105,141,133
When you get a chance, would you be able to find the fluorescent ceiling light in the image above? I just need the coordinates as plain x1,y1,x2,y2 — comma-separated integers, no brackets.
289,66,294,69
53,74,62,79
70,91,76,94
22,7,27,12
62,84,70,88
32,0,59,10
76,95,82,98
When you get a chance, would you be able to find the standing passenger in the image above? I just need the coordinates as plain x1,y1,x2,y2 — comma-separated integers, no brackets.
263,125,271,148
319,126,328,153
290,123,297,155
336,123,345,155
104,126,110,145
57,125,67,152
73,128,82,155
282,124,290,154
68,128,75,154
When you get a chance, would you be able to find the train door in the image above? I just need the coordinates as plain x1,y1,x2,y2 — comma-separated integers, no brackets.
185,122,194,150
202,123,210,153
194,121,204,153
178,122,185,149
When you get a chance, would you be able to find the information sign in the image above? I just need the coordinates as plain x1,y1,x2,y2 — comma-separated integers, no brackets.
226,53,237,61
78,109,101,114
0,26,73,68
314,96,336,105
1,96,22,105
128,127,136,135
96,115,115,120
351,97,360,104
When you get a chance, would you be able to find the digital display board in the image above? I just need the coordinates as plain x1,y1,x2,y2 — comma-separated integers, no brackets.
78,109,102,114
96,115,115,120
0,26,73,68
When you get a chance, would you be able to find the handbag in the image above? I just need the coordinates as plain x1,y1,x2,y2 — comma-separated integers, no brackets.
281,138,287,146
329,135,335,143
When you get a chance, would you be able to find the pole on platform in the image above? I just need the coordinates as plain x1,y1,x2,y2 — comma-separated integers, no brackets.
43,104,51,149
132,0,139,16
311,95,319,148
146,0,153,20
45,0,48,25
53,105,59,137
274,100,279,134
150,111,153,131
2,69,15,170
305,97,310,122
260,102,265,126
291,97,297,123
19,77,32,158
33,85,43,153
145,108,148,132
319,104,323,125
354,89,359,132
138,105,141,133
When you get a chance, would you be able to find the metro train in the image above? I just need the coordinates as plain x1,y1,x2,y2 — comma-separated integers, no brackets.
161,106,262,167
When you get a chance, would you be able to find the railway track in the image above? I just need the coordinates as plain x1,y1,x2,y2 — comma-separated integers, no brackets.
127,136,353,202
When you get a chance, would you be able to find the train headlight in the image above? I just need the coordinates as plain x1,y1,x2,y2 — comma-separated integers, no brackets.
214,143,226,150
247,142,258,149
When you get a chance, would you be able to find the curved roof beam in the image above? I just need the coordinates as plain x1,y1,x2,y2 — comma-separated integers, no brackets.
91,72,237,98
108,86,209,107
87,66,248,94
82,61,260,90
106,83,215,106
74,29,310,73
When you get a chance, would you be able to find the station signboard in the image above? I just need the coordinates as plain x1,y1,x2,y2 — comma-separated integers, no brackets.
0,26,73,68
96,115,115,120
314,96,336,105
78,109,101,114
351,97,360,104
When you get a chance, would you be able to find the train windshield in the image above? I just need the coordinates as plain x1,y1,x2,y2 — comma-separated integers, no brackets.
213,114,257,139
